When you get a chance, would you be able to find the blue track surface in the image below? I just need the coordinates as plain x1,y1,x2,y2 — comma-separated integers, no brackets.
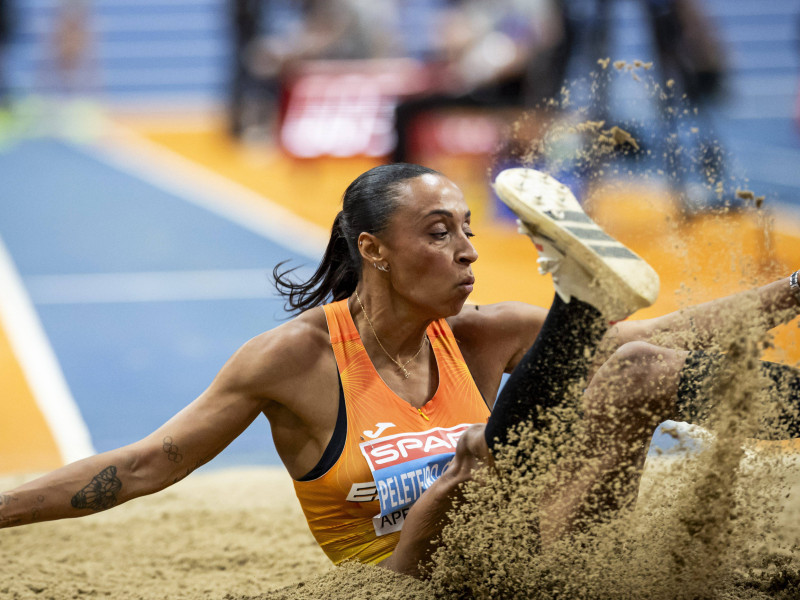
0,136,312,468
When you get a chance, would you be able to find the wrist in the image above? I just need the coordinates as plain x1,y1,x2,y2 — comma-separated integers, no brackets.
0,492,25,528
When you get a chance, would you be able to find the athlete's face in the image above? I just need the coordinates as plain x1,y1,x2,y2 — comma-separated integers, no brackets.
378,174,478,317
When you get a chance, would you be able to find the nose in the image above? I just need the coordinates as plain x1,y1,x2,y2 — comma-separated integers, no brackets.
457,234,479,265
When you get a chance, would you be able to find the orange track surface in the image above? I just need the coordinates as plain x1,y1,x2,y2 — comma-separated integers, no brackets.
0,324,62,473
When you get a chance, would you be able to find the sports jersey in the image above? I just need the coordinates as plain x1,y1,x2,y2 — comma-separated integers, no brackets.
292,299,490,565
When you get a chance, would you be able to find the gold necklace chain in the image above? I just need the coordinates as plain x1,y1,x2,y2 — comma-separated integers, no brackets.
354,290,428,379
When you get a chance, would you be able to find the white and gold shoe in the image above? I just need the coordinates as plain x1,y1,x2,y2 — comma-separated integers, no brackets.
494,167,660,321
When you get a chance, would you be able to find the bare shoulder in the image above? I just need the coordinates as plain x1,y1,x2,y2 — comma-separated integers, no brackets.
447,301,548,393
449,301,547,350
216,307,333,403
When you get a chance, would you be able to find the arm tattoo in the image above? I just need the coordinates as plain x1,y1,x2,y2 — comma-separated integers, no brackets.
71,466,122,511
162,436,184,463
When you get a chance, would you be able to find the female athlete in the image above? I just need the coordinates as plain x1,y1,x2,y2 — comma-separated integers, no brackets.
1,163,799,580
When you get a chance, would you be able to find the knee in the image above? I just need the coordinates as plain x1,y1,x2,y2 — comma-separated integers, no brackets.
591,341,684,415
612,340,662,362
606,341,678,386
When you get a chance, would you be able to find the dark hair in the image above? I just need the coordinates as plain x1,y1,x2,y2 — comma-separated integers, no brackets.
273,163,441,314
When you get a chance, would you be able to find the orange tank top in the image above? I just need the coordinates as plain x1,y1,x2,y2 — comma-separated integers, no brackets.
292,299,490,565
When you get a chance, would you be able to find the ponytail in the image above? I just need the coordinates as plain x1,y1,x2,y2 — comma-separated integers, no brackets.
273,163,441,315
273,212,360,314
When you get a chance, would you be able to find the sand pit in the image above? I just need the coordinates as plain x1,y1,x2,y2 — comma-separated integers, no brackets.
0,468,332,599
2,451,799,599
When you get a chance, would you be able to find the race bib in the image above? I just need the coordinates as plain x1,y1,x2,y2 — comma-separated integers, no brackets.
359,423,471,536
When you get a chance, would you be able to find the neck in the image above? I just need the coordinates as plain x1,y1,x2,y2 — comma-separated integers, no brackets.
351,287,432,362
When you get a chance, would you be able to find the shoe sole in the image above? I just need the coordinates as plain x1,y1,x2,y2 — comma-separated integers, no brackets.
493,168,660,313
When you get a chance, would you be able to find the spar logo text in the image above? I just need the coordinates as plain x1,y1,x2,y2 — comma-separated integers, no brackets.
360,423,471,471
360,423,472,536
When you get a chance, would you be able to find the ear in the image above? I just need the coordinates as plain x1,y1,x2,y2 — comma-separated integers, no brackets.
357,232,385,268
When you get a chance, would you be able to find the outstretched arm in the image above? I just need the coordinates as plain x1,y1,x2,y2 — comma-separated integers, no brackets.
609,273,800,351
0,347,270,529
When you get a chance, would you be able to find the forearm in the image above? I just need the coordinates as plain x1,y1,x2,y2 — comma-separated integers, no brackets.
612,275,800,350
0,444,163,529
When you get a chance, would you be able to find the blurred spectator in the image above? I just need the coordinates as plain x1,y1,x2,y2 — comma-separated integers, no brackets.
652,0,725,106
48,0,97,97
547,0,729,212
543,0,725,117
391,0,563,163
230,0,265,138
230,0,399,141
648,0,728,212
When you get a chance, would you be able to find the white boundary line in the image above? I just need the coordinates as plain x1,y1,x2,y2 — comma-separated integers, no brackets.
25,268,293,304
0,121,330,470
76,120,329,261
0,236,95,464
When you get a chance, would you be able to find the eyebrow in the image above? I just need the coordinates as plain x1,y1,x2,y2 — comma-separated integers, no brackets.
424,209,471,219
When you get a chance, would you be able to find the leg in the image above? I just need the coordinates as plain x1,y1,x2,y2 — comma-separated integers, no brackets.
487,167,662,453
539,344,800,541
485,168,662,536
485,294,607,451
384,302,629,575
539,341,686,542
